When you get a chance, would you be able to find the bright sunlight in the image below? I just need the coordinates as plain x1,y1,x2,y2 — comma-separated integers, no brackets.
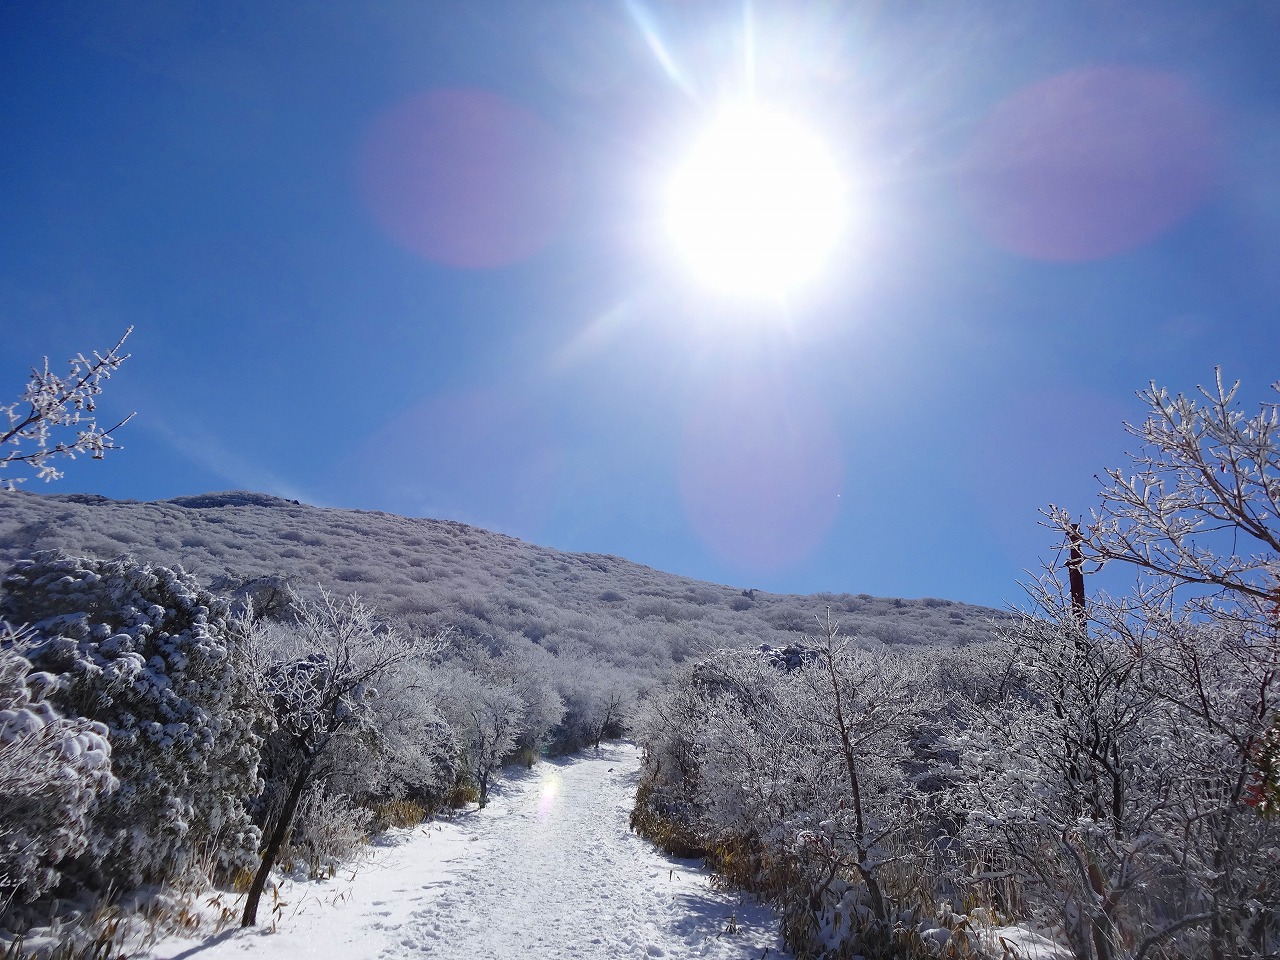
665,103,846,299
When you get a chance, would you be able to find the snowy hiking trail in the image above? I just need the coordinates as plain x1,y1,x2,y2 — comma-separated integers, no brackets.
149,743,788,960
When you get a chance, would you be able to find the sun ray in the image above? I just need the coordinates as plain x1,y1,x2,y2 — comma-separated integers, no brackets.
623,0,695,97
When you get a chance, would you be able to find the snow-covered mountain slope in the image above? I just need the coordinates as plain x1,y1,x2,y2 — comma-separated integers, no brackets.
145,744,788,960
0,490,1007,673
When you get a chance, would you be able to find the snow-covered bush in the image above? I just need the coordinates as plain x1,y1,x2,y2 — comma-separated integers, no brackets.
1007,371,1280,957
630,664,709,858
550,657,637,754
248,594,450,822
950,596,1165,957
431,631,584,799
950,582,1280,959
0,553,263,891
0,632,115,905
281,785,373,880
635,623,950,959
445,635,568,765
504,650,566,763
323,653,459,810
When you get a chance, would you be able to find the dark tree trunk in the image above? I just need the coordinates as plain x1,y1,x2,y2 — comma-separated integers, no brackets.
1068,522,1088,624
242,757,315,927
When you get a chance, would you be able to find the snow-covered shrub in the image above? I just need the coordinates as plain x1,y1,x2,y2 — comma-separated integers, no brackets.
635,624,950,959
950,581,1280,960
950,602,1161,956
0,633,115,905
630,664,712,858
318,654,459,812
0,553,263,891
504,650,566,764
281,785,372,880
970,371,1280,958
444,634,567,766
430,631,582,794
248,594,451,821
550,659,636,754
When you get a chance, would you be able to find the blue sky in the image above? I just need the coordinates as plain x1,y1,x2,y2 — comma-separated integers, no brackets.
2,1,1278,608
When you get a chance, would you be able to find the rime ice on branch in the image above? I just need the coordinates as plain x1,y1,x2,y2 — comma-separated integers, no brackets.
1,328,134,488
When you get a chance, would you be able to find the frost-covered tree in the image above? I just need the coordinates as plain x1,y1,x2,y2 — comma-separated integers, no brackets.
551,656,638,753
438,667,523,808
1153,619,1280,958
0,630,115,908
505,651,565,766
1049,370,1279,612
241,589,433,927
333,652,458,807
952,371,1280,959
451,636,566,766
582,682,630,750
1045,371,1280,825
783,616,941,943
1055,372,1280,957
432,631,578,791
1,328,133,488
954,579,1280,959
0,553,262,892
952,586,1171,960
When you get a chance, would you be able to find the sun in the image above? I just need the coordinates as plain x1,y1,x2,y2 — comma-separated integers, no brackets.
665,103,846,299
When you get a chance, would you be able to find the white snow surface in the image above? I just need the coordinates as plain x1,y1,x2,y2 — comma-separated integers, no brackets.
146,743,789,960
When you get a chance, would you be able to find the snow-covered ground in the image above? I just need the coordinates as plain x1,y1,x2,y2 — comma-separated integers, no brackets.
145,743,789,960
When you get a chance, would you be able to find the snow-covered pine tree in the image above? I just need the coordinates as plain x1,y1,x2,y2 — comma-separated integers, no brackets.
0,630,115,906
0,553,263,891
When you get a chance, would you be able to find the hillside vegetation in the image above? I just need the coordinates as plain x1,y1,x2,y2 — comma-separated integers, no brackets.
0,490,1004,678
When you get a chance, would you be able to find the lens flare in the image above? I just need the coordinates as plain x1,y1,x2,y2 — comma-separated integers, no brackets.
961,67,1218,261
537,773,562,821
358,88,574,268
679,374,843,571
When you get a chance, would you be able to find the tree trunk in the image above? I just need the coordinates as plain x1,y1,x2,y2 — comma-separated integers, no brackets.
242,757,315,927
1068,523,1088,626
823,646,889,925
